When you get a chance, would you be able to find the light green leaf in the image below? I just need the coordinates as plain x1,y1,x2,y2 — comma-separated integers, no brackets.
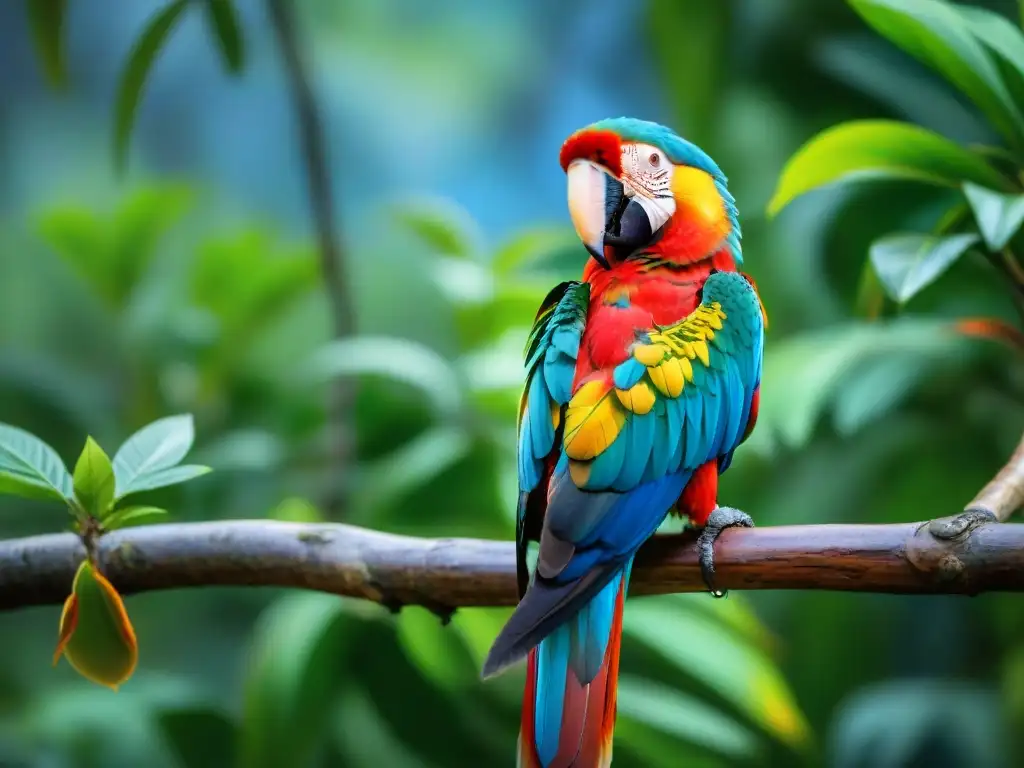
955,6,1024,94
203,0,244,73
269,497,322,523
396,607,476,688
72,437,115,518
393,198,480,260
491,227,582,275
113,0,190,172
356,426,472,514
617,676,758,760
304,336,465,417
848,0,1024,147
869,232,980,303
26,0,67,88
626,598,810,749
768,120,1009,216
113,414,196,498
962,182,1024,250
0,423,72,502
240,593,351,768
116,465,211,498
750,319,971,452
102,506,169,531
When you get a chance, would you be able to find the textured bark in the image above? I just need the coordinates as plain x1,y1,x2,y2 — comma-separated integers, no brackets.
2,514,1021,614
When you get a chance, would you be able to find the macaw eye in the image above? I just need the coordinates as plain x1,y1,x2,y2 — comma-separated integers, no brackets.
649,152,660,167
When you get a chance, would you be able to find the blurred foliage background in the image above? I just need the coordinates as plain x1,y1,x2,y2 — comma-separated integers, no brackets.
2,0,1024,766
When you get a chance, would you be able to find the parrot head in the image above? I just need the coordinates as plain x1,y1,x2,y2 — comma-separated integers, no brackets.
559,117,741,269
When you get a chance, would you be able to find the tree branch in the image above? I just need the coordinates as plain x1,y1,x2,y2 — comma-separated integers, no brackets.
267,0,355,517
2,515,1022,614
966,431,1024,522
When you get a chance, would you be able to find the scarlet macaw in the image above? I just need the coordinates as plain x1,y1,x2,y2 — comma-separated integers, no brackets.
482,117,766,767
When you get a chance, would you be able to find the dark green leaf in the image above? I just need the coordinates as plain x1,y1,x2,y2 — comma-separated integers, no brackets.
962,182,1024,250
112,414,196,498
768,120,1010,216
113,0,190,173
0,423,72,502
117,465,211,498
25,0,67,88
646,0,729,145
72,437,115,518
869,232,980,303
853,261,886,319
848,0,1024,147
202,0,245,73
157,707,237,768
240,593,351,768
102,506,168,531
829,680,1006,768
333,687,433,768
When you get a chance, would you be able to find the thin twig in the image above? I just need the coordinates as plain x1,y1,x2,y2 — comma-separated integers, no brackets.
267,0,355,517
965,432,1024,522
2,515,1022,614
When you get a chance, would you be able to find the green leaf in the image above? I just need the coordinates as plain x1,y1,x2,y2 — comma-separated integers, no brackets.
202,0,245,73
626,598,810,750
768,120,1009,216
393,198,480,260
749,319,971,452
102,506,169,531
26,0,67,88
490,227,581,275
54,560,137,690
853,261,887,319
646,0,729,146
0,423,72,502
396,607,476,688
157,707,237,768
112,414,196,498
962,182,1024,250
304,336,465,417
116,465,211,498
956,5,1024,89
269,497,322,523
869,232,980,303
848,0,1024,147
830,681,1005,768
617,676,758,760
240,593,351,768
72,437,115,518
113,0,190,172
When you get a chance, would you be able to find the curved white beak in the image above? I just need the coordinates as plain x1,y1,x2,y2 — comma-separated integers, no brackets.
566,159,615,268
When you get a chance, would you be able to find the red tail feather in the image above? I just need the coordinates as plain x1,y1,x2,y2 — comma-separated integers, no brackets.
517,580,625,767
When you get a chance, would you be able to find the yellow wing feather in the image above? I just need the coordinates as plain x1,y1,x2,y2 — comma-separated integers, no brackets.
562,302,730,467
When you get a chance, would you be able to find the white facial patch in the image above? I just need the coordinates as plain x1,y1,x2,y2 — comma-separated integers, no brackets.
621,142,676,234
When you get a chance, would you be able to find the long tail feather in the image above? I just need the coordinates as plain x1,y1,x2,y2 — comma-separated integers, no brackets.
517,567,628,768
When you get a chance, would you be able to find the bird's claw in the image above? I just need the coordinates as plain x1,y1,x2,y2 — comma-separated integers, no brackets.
697,506,753,598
